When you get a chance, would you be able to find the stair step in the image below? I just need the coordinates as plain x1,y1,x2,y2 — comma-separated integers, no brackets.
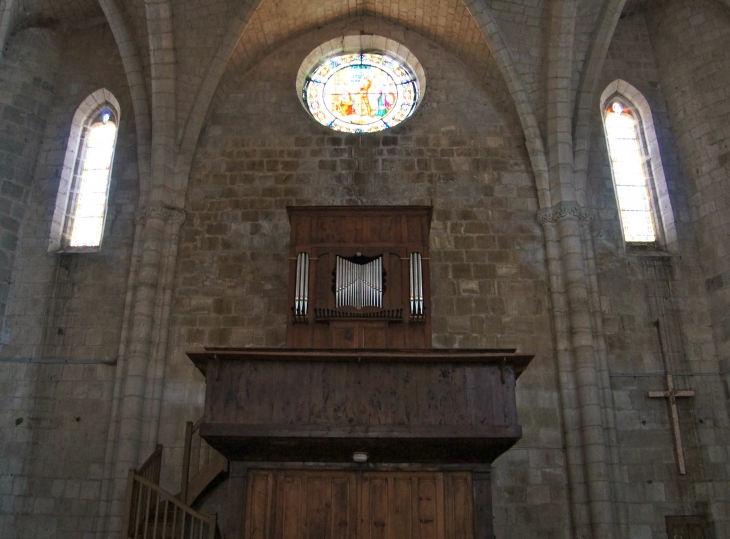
183,453,229,506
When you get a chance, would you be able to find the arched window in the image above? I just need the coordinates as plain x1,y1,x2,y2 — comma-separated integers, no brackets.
601,81,676,252
604,99,656,242
49,89,120,252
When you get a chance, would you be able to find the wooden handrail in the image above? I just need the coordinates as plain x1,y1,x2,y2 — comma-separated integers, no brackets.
122,469,216,539
180,417,227,506
180,422,194,503
137,444,163,485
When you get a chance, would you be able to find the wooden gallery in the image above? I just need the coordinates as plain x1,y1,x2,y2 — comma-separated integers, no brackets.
180,206,533,539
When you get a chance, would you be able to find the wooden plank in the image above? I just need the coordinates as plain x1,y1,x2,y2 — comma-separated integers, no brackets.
308,361,328,425
665,515,709,539
450,368,470,426
413,365,434,425
304,476,329,539
278,473,302,539
331,475,357,539
465,366,494,427
489,369,505,426
353,362,371,426
235,362,273,424
429,365,463,426
191,349,530,368
329,359,350,424
368,362,392,426
502,366,517,425
332,324,359,349
415,476,442,539
225,468,247,539
389,365,410,426
393,477,413,539
245,471,274,539
360,473,372,539
363,324,386,349
473,472,492,539
364,476,389,539
444,473,474,539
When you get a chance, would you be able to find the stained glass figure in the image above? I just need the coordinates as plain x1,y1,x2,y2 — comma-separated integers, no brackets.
604,100,657,243
63,109,118,248
303,53,419,133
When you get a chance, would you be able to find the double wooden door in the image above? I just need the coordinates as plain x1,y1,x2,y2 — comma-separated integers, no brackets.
244,470,475,539
665,516,709,539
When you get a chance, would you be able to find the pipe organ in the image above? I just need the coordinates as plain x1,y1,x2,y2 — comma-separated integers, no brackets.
335,255,383,309
189,205,532,539
287,206,432,348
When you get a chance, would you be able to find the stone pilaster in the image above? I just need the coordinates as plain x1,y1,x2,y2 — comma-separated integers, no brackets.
101,204,186,537
538,202,617,539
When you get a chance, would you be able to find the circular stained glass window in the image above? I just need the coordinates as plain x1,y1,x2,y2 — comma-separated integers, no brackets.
303,52,420,133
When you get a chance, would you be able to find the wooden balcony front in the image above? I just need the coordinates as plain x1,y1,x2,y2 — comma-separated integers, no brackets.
188,348,532,464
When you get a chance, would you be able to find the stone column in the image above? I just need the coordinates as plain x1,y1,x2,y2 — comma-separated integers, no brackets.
101,204,185,537
539,202,617,539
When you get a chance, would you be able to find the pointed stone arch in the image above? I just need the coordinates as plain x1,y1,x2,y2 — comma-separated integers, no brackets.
172,0,550,210
97,0,152,201
573,0,627,206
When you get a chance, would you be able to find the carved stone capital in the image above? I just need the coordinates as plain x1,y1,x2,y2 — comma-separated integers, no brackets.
135,204,186,226
537,202,591,226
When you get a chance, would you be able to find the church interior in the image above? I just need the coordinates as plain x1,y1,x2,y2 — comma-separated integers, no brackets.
0,0,729,538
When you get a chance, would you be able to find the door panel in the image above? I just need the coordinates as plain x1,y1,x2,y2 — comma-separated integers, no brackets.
244,471,473,539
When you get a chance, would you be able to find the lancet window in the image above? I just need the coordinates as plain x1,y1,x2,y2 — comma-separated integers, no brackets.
604,99,656,242
601,81,676,251
49,90,120,252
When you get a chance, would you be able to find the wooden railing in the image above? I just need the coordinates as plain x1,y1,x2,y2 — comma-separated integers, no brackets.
122,444,217,539
122,470,216,539
180,418,227,504
137,444,163,485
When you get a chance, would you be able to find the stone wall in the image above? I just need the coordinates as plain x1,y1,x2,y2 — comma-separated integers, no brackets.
0,28,60,324
646,0,730,382
0,22,138,539
160,19,569,538
588,12,729,539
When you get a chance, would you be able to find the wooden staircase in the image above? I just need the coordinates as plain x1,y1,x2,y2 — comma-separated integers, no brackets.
180,418,229,506
122,418,229,539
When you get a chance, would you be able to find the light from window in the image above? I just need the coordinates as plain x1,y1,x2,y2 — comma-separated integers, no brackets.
604,101,656,243
63,110,117,248
303,52,419,133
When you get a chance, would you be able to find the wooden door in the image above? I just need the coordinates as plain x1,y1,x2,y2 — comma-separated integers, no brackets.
244,471,474,539
666,516,709,539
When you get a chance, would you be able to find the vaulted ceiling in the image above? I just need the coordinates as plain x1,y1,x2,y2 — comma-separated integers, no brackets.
12,0,102,28
192,0,530,140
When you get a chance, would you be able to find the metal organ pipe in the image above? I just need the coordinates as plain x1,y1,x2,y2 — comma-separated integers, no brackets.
335,256,383,309
294,253,310,321
410,253,423,319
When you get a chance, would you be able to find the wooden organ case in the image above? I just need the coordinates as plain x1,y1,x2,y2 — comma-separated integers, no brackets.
187,206,533,539
286,205,432,349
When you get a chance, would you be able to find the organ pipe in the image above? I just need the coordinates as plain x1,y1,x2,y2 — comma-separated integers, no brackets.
410,252,424,320
335,256,383,308
294,252,309,321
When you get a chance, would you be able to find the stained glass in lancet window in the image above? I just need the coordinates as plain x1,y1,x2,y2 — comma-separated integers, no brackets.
303,53,419,133
604,101,657,243
63,109,117,248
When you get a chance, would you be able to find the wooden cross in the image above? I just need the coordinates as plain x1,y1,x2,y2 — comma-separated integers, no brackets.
648,374,694,475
